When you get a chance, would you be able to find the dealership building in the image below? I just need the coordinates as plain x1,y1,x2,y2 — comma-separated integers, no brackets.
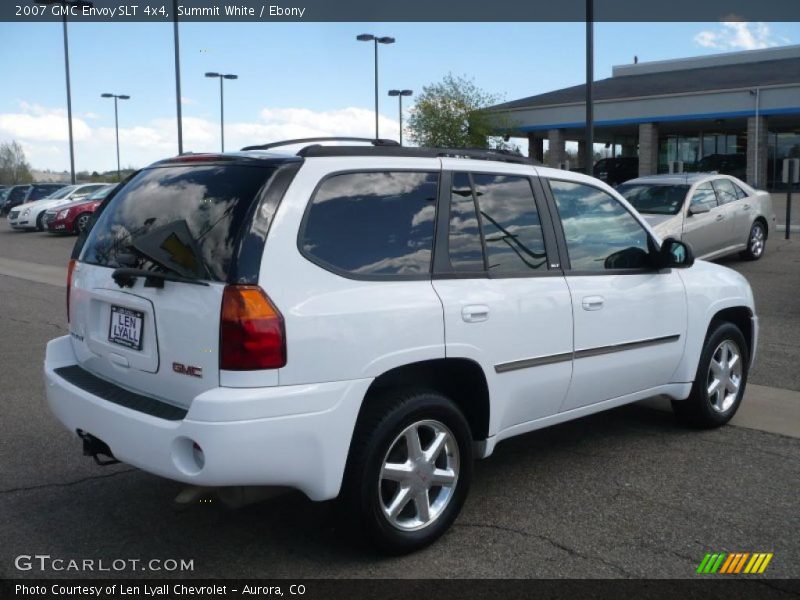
490,44,800,189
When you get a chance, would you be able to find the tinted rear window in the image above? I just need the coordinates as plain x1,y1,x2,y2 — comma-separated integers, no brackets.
81,165,274,282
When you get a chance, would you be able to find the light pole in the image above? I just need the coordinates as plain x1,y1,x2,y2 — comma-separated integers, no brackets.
101,93,130,181
173,0,183,154
205,72,238,152
356,34,395,139
585,0,594,176
388,90,412,145
35,0,94,184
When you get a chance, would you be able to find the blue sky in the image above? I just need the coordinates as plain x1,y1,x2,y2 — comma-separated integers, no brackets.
0,21,797,172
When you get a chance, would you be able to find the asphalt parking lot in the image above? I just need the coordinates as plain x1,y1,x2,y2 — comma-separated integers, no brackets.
0,223,798,579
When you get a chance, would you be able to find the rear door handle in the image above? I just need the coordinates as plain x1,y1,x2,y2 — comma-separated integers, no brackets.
581,296,604,311
715,214,725,221
462,305,489,323
743,204,751,210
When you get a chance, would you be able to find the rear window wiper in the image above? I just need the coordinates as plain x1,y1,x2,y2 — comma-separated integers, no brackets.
111,219,212,288
112,267,209,288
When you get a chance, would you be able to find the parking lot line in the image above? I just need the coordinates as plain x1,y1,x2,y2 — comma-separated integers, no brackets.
0,257,64,287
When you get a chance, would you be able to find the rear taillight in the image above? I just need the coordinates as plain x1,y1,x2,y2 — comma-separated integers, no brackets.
220,285,286,370
66,259,77,323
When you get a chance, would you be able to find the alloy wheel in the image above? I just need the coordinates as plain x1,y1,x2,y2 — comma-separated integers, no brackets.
749,224,765,257
76,214,90,233
707,340,743,413
378,419,460,531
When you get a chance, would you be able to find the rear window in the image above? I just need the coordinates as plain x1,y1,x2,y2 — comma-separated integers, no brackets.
27,185,62,201
617,183,689,215
7,187,29,202
81,164,275,282
48,186,77,200
301,171,439,278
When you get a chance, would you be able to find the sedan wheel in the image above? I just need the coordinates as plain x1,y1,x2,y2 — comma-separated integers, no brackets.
741,222,766,260
75,213,91,234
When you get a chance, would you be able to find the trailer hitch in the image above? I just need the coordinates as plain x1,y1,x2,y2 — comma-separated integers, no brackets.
76,429,120,466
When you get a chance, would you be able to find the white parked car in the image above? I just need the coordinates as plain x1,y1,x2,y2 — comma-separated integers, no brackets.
8,183,110,231
617,173,775,261
44,140,757,553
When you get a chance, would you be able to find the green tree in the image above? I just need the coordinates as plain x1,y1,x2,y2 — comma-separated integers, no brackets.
0,141,33,185
406,74,513,150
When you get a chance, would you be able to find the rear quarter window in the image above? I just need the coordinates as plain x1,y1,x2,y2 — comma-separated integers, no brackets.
300,171,439,278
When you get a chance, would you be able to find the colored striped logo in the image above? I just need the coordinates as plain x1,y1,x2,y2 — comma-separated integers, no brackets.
696,552,774,574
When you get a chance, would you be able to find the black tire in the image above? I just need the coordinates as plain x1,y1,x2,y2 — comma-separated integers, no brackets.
342,389,473,554
671,321,749,429
739,220,766,261
75,213,91,234
36,212,45,231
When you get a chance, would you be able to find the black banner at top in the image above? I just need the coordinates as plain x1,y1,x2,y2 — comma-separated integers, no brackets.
4,0,800,22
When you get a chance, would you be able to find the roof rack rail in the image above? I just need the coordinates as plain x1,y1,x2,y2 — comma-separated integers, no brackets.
296,144,538,165
241,137,400,151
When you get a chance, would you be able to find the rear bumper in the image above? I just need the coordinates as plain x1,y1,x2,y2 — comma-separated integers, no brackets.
44,335,370,500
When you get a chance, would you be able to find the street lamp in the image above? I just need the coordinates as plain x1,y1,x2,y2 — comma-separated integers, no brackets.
388,90,413,146
101,93,130,181
173,0,183,154
35,0,95,184
356,33,395,139
205,72,238,152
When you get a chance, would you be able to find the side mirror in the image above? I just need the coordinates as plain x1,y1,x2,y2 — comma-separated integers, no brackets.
688,203,710,216
658,237,694,269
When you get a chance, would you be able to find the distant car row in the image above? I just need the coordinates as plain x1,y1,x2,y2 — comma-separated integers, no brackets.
2,183,116,235
591,153,746,187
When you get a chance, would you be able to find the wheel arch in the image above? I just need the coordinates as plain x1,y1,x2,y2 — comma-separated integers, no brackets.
358,358,491,442
753,215,769,238
709,306,754,360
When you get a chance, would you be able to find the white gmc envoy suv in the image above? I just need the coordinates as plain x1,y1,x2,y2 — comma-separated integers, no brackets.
44,139,757,553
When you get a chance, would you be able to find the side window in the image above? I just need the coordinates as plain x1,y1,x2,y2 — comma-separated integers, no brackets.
472,173,548,273
301,171,438,277
690,182,718,212
550,180,650,271
448,172,484,271
712,179,739,205
733,182,749,200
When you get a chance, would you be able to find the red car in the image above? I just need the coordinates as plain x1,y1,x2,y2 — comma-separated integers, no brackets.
45,184,115,234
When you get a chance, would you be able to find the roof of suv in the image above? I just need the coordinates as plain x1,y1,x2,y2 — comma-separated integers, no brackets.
151,138,539,169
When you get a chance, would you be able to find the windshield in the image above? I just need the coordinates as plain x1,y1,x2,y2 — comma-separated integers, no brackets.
81,164,275,282
47,185,77,200
84,185,114,201
616,183,690,215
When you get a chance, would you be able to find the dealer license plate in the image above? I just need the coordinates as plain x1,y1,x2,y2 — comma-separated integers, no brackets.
108,305,144,350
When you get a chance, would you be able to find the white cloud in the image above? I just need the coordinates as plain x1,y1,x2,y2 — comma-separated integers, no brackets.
694,22,785,50
0,103,91,143
180,96,196,105
0,103,400,172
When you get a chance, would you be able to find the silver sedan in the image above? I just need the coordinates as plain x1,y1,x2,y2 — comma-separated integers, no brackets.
617,173,776,261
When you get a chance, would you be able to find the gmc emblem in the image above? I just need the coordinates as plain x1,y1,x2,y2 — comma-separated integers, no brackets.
173,362,203,378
